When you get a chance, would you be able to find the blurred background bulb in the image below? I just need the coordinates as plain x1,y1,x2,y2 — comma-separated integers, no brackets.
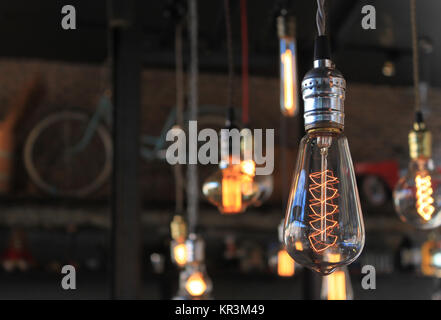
283,51,364,275
170,215,188,267
203,157,259,214
277,14,299,117
174,234,212,300
176,262,212,299
394,119,441,229
321,255,353,300
277,249,295,277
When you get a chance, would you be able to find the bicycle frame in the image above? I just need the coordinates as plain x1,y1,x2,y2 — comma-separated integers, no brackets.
67,94,227,161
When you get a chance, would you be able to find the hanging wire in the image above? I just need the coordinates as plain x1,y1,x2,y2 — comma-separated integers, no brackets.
224,0,235,119
316,0,326,36
187,0,199,233
174,19,185,215
240,0,249,125
410,0,421,114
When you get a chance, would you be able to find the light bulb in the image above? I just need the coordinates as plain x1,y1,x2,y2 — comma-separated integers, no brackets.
393,120,441,229
203,157,259,214
277,249,295,277
421,235,441,277
321,256,353,300
284,39,365,275
170,215,188,267
172,242,188,267
174,234,212,300
277,15,299,117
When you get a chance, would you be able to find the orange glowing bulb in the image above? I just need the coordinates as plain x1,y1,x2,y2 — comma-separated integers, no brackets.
185,272,207,297
327,270,347,300
173,243,188,267
277,249,295,277
221,167,243,214
281,49,294,114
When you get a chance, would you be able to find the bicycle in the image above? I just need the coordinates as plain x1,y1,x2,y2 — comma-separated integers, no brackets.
23,92,227,197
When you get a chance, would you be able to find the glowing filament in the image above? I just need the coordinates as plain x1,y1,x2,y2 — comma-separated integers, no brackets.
308,170,339,253
415,174,435,221
277,249,295,277
281,49,294,113
185,272,207,297
173,243,188,267
327,270,346,300
222,167,242,213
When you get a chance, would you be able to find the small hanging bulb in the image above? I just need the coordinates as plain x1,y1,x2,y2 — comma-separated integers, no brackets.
202,114,260,214
421,233,441,277
283,36,365,275
170,215,188,267
174,234,213,300
277,14,299,117
393,113,441,229
321,254,353,300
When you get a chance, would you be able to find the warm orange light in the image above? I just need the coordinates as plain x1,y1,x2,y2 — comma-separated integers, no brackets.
278,249,295,277
173,243,188,267
241,160,256,177
415,174,435,221
327,270,346,300
281,49,294,114
185,272,207,297
222,166,242,213
295,241,303,251
308,170,339,253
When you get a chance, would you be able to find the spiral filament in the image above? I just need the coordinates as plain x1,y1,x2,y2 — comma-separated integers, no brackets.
308,170,339,253
415,174,435,221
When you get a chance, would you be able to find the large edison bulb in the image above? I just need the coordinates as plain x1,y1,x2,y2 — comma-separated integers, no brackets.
284,130,365,275
203,157,259,214
394,158,441,229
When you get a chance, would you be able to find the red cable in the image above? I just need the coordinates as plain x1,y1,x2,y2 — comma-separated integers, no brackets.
240,0,249,125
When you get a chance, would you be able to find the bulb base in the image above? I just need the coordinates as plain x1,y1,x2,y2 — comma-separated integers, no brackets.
302,58,346,132
409,122,432,159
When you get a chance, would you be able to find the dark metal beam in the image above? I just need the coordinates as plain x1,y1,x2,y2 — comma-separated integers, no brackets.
110,0,142,299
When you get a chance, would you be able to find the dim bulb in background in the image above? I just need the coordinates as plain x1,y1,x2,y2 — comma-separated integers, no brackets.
277,14,299,117
203,126,260,214
174,234,212,300
170,215,188,267
284,36,365,275
393,114,441,229
321,254,353,300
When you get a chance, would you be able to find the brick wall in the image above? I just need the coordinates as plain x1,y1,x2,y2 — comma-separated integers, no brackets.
0,59,440,204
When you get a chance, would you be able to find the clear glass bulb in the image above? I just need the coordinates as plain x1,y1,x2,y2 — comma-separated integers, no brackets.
203,158,259,214
394,158,441,229
175,262,212,300
280,37,299,117
284,130,365,275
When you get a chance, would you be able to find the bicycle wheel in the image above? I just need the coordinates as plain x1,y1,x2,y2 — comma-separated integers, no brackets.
24,111,113,197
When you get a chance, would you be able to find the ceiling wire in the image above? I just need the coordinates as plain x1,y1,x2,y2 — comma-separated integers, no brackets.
316,0,326,36
224,0,235,114
410,0,421,114
187,0,199,234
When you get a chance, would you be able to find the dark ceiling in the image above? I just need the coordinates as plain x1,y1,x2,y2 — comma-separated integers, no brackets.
0,0,440,86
